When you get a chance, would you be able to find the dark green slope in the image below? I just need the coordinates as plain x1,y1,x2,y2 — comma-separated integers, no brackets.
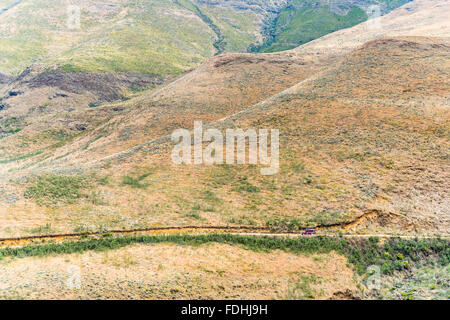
250,0,413,53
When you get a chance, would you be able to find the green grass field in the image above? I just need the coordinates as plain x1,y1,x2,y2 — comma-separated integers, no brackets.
251,0,412,52
0,0,412,76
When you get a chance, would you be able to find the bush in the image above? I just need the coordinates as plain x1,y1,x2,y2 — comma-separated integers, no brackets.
266,217,305,231
0,234,447,278
121,173,151,189
233,176,260,193
24,175,89,205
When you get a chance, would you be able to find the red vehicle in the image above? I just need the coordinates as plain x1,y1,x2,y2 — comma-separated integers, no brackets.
302,228,316,235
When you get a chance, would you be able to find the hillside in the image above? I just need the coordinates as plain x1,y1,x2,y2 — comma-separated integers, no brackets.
0,0,448,302
0,0,447,238
0,1,412,77
251,0,413,52
291,0,450,62
103,37,448,236
0,0,213,76
0,52,319,165
4,0,443,169
0,0,273,160
1,35,447,238
0,0,418,151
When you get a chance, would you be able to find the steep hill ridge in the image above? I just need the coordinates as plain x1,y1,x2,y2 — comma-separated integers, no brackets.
3,35,448,237
290,0,450,63
0,0,448,238
28,0,449,170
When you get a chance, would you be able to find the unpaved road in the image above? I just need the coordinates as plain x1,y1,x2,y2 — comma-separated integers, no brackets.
1,225,448,249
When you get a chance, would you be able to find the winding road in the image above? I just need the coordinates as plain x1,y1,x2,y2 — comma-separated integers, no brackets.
0,225,447,248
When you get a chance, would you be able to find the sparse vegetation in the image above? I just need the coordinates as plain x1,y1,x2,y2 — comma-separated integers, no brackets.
285,274,321,300
255,5,367,52
24,175,90,205
0,0,447,301
0,234,447,278
233,176,260,193
121,172,152,189
266,217,306,232
29,223,53,235
0,151,43,164
251,0,411,52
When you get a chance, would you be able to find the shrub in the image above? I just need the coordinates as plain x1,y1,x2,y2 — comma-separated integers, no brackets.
0,235,447,278
121,173,151,189
266,217,305,231
24,175,89,205
233,176,260,193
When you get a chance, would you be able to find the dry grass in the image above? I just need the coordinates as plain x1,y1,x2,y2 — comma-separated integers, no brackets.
0,36,448,238
0,2,448,239
0,242,357,299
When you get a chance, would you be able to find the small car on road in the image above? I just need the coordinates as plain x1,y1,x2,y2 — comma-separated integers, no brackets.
302,228,316,235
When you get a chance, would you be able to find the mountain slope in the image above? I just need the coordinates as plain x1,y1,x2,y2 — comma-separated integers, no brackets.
0,0,418,76
0,0,428,127
4,35,448,237
0,0,281,159
32,0,449,169
0,0,235,76
290,0,450,63
251,0,413,52
88,36,446,235
3,52,320,168
0,0,448,238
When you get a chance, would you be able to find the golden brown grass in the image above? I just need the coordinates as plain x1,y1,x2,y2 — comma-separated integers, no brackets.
0,243,358,299
1,37,448,238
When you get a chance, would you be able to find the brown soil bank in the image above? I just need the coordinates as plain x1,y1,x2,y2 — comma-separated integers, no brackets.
13,66,164,102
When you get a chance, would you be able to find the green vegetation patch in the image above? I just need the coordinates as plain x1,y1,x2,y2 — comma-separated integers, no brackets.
257,5,367,52
121,168,156,189
24,174,91,205
251,0,412,53
121,174,151,189
0,151,43,164
286,274,321,299
0,116,26,138
0,234,447,277
233,176,260,193
57,64,84,73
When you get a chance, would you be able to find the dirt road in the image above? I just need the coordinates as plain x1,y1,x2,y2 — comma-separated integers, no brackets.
1,225,448,248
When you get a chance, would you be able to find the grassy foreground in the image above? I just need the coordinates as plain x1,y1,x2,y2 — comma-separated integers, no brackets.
1,234,448,276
